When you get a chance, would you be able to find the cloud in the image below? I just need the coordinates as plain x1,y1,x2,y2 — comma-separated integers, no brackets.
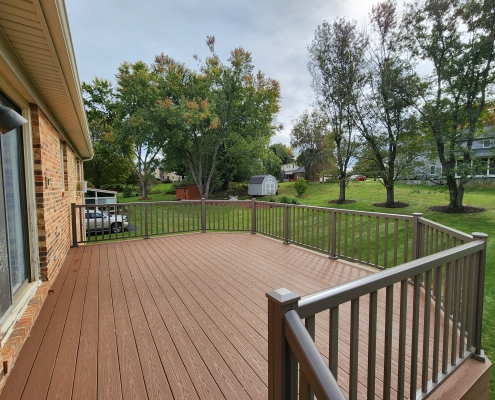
66,0,375,145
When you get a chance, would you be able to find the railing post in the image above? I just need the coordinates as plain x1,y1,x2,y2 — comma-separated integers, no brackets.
144,204,149,239
284,205,290,245
266,288,300,400
472,232,488,362
71,203,78,247
330,210,337,259
251,198,257,234
201,198,206,233
412,212,423,260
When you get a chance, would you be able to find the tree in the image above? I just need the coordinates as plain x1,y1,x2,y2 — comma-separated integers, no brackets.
82,78,135,189
353,0,426,205
403,0,495,210
113,61,167,198
155,38,281,198
264,143,294,179
290,109,330,182
308,18,364,201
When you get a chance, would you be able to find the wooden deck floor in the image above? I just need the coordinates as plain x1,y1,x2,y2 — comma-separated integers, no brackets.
0,232,476,399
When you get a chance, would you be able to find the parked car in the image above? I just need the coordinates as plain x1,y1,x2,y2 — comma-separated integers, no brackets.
350,175,366,181
85,210,128,234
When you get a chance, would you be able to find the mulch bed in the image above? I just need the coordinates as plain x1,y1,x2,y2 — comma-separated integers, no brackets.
429,205,486,214
328,200,357,204
372,202,410,208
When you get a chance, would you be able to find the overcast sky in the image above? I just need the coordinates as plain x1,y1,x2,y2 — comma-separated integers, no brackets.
65,0,375,145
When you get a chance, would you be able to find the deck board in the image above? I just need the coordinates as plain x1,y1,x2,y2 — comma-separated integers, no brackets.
0,232,475,399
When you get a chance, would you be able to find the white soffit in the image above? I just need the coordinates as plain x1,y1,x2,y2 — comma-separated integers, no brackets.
0,0,92,158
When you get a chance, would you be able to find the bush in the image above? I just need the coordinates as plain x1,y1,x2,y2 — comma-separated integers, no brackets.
227,182,248,197
294,178,308,196
122,185,134,198
269,194,301,204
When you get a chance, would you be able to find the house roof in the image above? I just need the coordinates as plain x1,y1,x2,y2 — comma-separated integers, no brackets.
284,166,305,174
0,0,92,159
248,175,273,184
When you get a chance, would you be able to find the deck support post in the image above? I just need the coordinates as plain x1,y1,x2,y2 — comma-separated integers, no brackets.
412,212,423,260
251,198,257,234
71,203,78,247
201,198,206,233
283,205,290,244
472,232,488,362
266,288,300,400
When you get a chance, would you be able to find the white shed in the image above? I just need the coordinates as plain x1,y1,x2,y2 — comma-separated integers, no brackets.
248,175,278,196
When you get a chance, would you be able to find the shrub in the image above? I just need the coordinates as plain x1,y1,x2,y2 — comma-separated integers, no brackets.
269,194,300,204
294,178,308,196
227,182,248,197
122,185,134,198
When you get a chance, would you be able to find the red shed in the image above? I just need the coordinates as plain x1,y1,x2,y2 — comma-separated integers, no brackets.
175,184,201,200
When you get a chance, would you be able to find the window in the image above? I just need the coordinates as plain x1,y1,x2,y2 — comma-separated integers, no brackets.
476,158,489,175
482,139,494,148
0,91,29,320
489,159,495,175
430,165,436,174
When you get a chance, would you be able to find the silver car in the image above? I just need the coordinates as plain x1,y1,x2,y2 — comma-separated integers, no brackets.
85,210,128,234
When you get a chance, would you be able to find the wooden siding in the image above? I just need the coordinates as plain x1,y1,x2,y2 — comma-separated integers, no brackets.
0,233,488,399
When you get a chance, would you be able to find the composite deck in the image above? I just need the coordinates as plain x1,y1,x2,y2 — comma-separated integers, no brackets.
0,232,479,399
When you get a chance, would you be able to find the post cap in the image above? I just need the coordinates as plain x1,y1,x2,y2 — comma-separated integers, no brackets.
266,288,300,305
472,232,488,240
412,212,424,217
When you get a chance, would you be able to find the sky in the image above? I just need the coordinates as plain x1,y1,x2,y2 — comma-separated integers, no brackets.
65,0,375,146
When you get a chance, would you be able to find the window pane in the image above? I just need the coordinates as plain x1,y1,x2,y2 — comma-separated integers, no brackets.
1,123,28,293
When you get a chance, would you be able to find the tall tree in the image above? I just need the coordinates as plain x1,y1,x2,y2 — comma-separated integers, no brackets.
114,61,166,198
290,110,330,182
82,78,134,189
308,18,365,201
155,38,281,198
403,0,495,210
354,0,425,205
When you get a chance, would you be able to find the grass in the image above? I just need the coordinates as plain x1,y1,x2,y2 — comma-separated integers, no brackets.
103,179,495,397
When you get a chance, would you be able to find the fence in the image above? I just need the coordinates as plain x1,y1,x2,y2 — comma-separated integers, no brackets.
267,234,487,399
72,200,464,269
71,199,488,399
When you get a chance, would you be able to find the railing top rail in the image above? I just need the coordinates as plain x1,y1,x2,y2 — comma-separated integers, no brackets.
284,310,345,400
74,199,254,208
418,217,473,242
297,240,484,319
269,202,413,220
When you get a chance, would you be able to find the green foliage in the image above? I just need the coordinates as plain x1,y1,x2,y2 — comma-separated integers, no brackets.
226,182,248,197
82,78,135,189
154,39,281,198
294,178,309,196
122,185,134,198
269,194,300,204
403,0,495,209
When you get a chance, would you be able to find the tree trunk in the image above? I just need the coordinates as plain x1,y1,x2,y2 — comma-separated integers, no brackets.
338,179,346,202
446,175,462,210
386,185,394,205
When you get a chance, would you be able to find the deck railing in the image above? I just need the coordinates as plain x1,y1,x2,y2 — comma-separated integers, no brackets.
267,233,487,399
71,199,488,399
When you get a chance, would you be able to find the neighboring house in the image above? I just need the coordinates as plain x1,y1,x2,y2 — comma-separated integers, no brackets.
281,162,305,181
0,0,92,390
408,127,495,182
153,168,182,182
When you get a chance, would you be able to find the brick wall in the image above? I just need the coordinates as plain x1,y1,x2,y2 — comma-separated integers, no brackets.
32,104,83,281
